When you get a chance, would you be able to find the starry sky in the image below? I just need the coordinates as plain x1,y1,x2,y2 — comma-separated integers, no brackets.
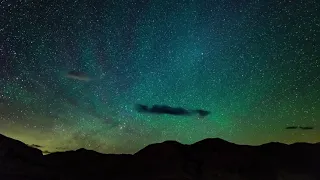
1,0,320,154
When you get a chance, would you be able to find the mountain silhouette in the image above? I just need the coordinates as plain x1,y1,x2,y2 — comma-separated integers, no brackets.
0,133,319,180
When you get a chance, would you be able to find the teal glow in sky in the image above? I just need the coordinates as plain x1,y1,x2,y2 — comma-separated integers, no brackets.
1,0,319,154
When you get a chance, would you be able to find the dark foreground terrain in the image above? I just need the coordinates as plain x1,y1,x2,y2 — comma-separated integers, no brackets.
0,133,319,180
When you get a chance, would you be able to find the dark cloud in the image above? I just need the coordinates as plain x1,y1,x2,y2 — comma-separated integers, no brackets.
299,126,314,130
135,104,211,117
29,144,44,148
285,126,314,130
285,126,298,130
136,104,191,116
66,71,92,82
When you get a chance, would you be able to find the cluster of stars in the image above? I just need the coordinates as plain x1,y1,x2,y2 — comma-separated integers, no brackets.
0,0,319,154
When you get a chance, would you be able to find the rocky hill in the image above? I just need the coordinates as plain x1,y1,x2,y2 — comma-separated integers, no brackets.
0,134,319,180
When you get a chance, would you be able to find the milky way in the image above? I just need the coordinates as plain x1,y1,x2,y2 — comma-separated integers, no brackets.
1,0,320,154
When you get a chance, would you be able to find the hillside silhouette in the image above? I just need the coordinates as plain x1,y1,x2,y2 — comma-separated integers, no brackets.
0,133,319,180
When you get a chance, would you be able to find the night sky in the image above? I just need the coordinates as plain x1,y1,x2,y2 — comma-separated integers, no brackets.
1,0,319,154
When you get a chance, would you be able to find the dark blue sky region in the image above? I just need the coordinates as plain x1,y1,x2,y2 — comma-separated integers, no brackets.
1,0,319,153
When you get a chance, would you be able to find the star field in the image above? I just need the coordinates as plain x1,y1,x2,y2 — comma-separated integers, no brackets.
1,0,320,154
